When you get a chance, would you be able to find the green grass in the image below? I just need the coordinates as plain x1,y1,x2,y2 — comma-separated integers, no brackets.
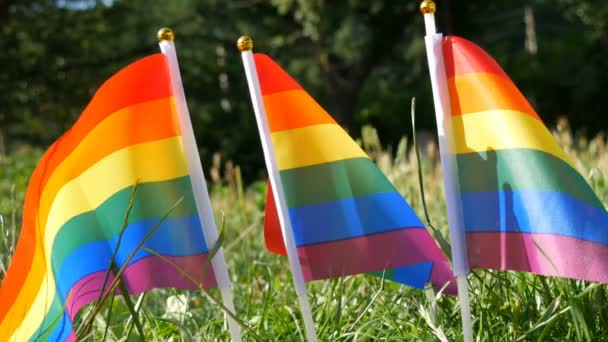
2,121,608,341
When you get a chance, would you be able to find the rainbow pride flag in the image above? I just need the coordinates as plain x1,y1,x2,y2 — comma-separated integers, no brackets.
444,36,608,283
256,53,454,290
0,54,216,341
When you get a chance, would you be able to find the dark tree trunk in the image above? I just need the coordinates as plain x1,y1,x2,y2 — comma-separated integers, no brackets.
323,55,364,128
440,0,455,34
0,0,10,20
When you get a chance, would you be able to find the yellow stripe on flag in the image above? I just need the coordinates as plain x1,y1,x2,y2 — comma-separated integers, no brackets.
452,109,574,168
271,123,368,170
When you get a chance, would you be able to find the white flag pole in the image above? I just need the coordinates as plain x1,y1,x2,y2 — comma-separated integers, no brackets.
158,28,242,342
419,2,473,342
237,36,319,342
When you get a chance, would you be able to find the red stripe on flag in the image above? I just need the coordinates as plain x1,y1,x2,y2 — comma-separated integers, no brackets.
254,53,303,96
443,36,509,79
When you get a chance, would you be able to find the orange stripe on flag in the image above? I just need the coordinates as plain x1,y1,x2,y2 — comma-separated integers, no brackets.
264,90,336,132
448,72,539,120
0,151,48,323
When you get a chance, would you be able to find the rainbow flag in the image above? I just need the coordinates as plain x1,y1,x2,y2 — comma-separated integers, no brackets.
444,36,608,283
0,54,216,341
256,53,454,290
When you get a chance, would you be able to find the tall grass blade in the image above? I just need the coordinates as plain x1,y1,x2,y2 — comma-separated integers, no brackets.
516,294,565,341
111,262,146,341
99,181,140,297
141,247,264,342
0,131,5,155
76,196,184,339
531,239,560,274
125,293,147,340
149,317,195,342
410,98,451,257
334,276,345,339
568,297,591,342
76,181,140,339
200,212,225,284
351,272,385,329
10,185,17,255
0,215,7,277
235,165,249,227
257,266,274,330
101,291,116,341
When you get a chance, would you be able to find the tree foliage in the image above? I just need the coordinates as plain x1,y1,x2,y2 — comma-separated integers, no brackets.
1,0,607,179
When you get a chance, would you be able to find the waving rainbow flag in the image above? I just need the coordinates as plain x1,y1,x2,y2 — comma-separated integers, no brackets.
0,54,216,341
444,36,608,283
256,54,454,291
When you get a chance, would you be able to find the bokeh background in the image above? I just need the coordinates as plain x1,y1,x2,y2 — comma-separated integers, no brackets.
1,0,607,180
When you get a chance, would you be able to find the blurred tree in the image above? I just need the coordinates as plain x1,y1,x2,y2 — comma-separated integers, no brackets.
0,0,9,18
1,0,607,181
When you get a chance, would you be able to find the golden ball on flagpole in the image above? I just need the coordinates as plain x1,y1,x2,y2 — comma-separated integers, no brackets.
420,0,436,15
237,36,254,52
157,27,175,42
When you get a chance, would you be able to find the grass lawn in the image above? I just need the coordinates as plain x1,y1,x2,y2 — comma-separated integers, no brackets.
2,123,608,341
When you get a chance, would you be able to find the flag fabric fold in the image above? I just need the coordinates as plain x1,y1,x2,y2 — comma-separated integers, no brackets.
0,54,216,341
256,53,454,291
444,36,608,284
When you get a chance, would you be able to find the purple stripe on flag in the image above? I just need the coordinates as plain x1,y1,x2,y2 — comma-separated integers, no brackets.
468,232,608,283
66,254,216,318
298,227,452,286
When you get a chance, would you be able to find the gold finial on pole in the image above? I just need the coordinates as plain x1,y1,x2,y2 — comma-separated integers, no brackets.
158,27,175,42
420,0,436,15
237,36,254,52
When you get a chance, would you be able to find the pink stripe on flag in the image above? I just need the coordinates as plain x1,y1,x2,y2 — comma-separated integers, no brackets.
430,261,458,294
468,232,608,283
66,254,216,318
298,228,451,283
